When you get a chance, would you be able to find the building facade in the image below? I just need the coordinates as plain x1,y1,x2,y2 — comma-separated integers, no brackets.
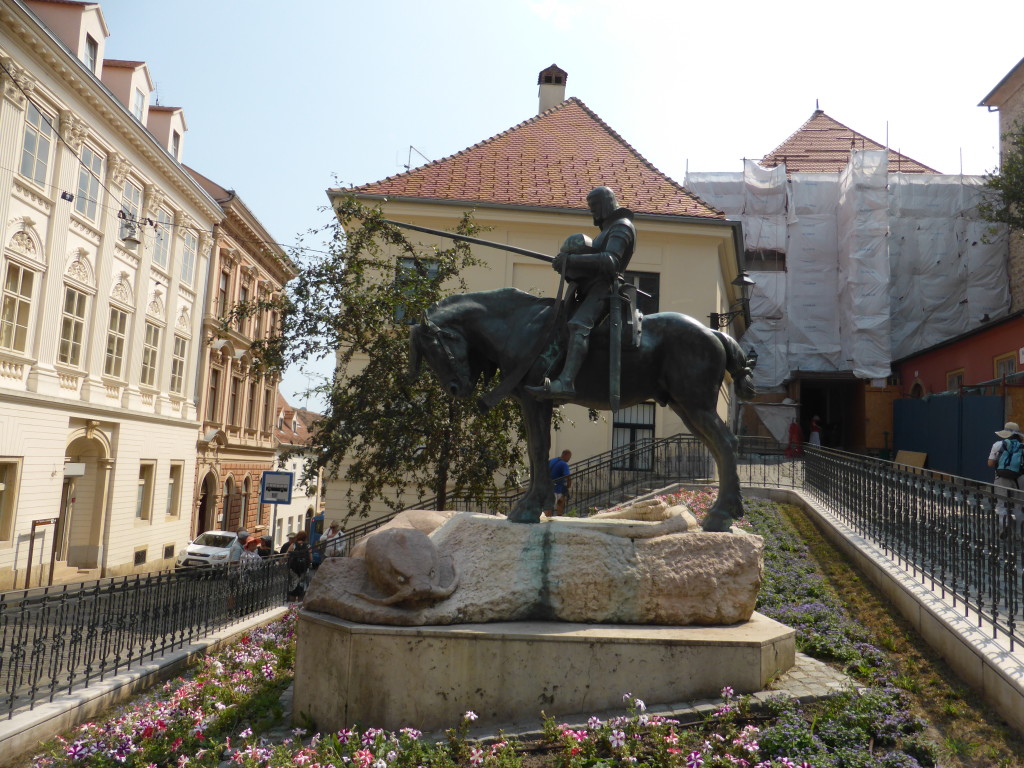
0,0,220,587
187,170,296,542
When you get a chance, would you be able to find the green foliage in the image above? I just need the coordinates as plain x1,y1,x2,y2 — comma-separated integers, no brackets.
241,195,527,519
979,119,1024,234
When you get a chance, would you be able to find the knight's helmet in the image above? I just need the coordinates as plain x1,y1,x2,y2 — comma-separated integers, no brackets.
586,186,619,226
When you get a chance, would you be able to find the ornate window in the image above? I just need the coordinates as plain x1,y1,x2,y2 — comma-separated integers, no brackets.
180,230,197,285
246,380,257,429
237,284,249,334
75,145,103,220
218,270,230,317
1,262,34,353
140,322,161,387
58,287,88,366
103,306,129,378
169,335,188,394
20,103,53,186
152,209,173,269
229,376,242,426
207,367,222,422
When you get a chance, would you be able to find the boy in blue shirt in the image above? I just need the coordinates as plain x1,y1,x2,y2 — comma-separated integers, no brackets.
547,450,572,516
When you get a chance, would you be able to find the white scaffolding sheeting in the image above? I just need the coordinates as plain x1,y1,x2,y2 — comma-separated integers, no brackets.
744,272,788,389
787,173,842,371
837,150,891,379
685,152,1009,385
684,171,744,213
741,160,788,252
888,174,1010,358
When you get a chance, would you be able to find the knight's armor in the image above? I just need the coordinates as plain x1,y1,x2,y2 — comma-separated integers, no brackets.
527,186,635,400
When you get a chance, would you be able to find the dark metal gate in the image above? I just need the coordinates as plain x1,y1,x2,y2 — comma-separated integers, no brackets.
893,393,1004,483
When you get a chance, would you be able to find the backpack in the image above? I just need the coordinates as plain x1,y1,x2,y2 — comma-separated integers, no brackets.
288,543,311,575
997,438,1024,479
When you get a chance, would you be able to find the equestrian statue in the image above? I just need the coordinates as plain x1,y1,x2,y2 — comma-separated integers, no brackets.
398,187,756,532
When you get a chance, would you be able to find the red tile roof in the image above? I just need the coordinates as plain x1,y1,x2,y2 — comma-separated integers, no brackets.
275,391,321,448
761,110,938,174
345,98,723,219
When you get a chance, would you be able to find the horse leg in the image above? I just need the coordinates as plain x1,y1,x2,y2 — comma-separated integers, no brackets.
508,396,553,523
670,403,743,532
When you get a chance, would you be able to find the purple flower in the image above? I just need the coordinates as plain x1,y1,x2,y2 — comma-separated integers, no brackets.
686,752,704,768
610,730,626,748
721,686,735,699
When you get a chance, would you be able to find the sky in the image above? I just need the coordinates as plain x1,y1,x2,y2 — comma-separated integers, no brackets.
94,0,1024,411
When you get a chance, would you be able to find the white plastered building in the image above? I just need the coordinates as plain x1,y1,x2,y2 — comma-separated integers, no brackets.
0,0,221,588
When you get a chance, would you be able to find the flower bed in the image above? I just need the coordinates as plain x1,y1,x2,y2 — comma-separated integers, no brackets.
30,494,942,768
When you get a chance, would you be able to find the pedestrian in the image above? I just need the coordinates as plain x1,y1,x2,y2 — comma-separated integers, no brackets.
279,531,297,554
257,535,273,558
240,535,262,568
322,520,345,557
546,449,572,516
287,530,312,600
807,416,822,447
989,421,1024,535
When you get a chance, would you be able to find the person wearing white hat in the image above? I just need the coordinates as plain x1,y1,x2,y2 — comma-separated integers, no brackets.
988,421,1024,534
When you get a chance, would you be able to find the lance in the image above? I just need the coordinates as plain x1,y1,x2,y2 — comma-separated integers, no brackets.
381,219,554,263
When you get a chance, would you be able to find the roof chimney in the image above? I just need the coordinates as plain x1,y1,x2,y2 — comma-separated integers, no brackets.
537,64,567,113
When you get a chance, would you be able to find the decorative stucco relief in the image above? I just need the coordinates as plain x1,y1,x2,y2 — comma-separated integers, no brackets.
59,110,89,151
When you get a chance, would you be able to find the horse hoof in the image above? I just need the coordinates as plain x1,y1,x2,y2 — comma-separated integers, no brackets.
701,511,733,533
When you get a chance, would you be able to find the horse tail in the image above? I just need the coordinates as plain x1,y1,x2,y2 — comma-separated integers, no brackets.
713,330,756,401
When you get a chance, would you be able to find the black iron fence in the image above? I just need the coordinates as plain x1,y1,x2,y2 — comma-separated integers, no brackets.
0,556,289,719
803,446,1023,650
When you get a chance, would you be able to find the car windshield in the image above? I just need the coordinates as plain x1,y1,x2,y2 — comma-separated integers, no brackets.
193,533,234,548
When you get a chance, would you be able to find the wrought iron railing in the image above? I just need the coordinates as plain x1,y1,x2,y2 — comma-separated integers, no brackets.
0,556,289,719
803,446,1023,650
325,433,799,556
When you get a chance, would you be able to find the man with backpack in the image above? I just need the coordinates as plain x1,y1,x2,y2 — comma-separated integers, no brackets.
287,530,312,600
988,421,1024,535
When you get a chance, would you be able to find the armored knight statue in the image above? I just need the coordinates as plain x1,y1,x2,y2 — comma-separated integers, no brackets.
526,186,636,400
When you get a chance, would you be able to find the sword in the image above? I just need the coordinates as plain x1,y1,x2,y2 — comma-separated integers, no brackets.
382,219,554,263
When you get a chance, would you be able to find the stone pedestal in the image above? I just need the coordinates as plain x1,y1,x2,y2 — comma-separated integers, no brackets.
293,609,795,733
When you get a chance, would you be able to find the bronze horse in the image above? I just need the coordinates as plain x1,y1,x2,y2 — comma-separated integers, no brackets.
408,288,755,531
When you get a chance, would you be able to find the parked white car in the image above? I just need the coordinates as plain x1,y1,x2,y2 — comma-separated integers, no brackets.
175,531,242,569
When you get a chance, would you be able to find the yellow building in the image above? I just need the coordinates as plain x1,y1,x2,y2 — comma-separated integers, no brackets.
325,67,745,524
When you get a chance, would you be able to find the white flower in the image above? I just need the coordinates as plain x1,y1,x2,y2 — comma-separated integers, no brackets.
464,710,478,722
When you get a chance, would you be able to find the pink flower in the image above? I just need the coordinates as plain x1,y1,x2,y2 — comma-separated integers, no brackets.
355,749,374,768
469,747,485,766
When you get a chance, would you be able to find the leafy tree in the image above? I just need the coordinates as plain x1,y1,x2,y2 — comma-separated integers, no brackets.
979,119,1024,233
243,195,526,519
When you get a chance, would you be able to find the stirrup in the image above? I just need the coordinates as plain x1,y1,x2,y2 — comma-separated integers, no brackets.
525,377,576,401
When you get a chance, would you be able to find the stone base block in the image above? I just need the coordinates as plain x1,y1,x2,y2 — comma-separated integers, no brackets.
294,609,795,733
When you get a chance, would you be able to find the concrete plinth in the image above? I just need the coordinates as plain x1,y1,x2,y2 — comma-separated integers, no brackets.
293,609,795,733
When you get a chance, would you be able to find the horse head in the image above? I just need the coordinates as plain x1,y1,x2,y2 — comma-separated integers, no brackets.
408,313,476,398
